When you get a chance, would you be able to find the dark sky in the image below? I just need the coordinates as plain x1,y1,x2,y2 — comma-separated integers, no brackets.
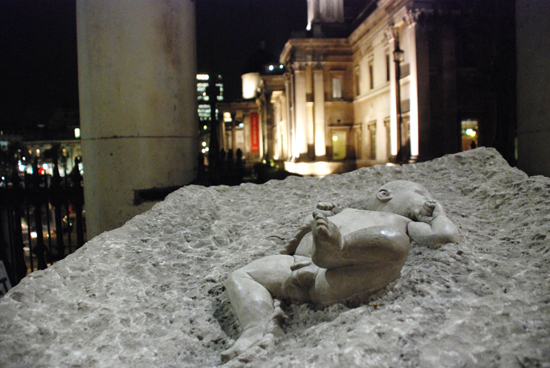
0,0,79,131
196,0,308,99
0,0,307,132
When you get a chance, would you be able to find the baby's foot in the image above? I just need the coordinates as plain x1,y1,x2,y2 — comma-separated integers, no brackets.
221,300,287,363
221,324,266,363
312,209,341,244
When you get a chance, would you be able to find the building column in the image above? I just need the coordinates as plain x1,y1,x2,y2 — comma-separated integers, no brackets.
386,26,399,157
77,0,198,237
313,68,326,157
414,13,432,161
294,68,308,157
284,75,294,160
441,17,459,154
405,10,419,160
517,0,550,177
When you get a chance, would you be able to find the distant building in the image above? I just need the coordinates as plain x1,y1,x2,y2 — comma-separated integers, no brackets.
218,47,285,165
0,106,83,178
197,74,224,155
23,140,82,176
219,0,516,176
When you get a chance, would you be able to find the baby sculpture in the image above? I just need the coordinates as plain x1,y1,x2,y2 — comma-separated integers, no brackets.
221,180,460,362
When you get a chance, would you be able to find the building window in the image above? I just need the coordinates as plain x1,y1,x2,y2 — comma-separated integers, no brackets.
384,118,391,159
354,67,360,96
332,77,342,99
461,119,478,151
386,54,390,82
369,61,374,90
368,122,376,159
332,130,347,159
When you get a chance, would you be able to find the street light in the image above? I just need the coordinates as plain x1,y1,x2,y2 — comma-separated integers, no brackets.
393,47,405,63
393,43,404,164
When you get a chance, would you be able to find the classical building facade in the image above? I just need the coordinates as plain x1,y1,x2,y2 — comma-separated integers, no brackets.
219,0,516,176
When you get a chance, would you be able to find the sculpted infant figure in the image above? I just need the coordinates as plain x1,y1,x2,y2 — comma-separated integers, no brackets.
221,180,460,362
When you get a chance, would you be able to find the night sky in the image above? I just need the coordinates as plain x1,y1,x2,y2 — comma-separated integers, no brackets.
0,0,307,132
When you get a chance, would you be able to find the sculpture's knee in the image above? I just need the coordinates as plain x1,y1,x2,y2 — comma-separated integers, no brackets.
225,268,248,290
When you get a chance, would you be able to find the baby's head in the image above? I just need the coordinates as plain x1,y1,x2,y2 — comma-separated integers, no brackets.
369,180,434,220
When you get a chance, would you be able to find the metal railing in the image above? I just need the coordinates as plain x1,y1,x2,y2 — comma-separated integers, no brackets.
0,158,86,291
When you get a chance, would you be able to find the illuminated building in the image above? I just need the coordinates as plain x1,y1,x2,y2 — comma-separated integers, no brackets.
197,74,224,124
197,74,224,155
218,46,285,164
220,0,515,176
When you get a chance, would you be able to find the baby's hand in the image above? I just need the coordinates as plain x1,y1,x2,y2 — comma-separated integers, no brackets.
290,259,312,271
415,200,444,223
316,202,335,211
289,261,317,288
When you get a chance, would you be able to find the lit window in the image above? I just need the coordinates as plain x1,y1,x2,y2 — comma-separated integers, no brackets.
386,54,390,82
354,67,360,96
461,119,479,151
197,74,209,80
332,131,346,159
369,62,374,90
332,77,342,99
74,128,81,138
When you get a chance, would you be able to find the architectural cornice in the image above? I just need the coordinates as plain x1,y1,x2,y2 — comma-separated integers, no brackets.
348,0,411,46
404,8,420,26
353,84,391,104
280,38,351,64
348,0,443,51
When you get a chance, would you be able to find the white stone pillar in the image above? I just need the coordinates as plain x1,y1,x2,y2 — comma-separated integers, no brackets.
294,69,308,156
313,69,326,157
387,28,398,156
77,0,198,237
285,75,295,160
405,11,419,158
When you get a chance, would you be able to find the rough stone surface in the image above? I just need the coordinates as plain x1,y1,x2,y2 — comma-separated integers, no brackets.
1,148,549,367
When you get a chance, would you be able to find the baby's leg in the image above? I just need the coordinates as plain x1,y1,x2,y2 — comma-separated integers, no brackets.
221,255,296,362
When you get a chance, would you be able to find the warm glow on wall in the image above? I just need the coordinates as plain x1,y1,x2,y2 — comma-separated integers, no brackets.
390,117,398,156
242,72,260,99
285,161,334,177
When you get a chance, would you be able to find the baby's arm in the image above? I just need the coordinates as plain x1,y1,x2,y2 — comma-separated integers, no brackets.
407,200,460,247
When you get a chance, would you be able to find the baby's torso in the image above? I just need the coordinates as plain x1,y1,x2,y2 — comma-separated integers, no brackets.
295,209,411,257
330,208,410,234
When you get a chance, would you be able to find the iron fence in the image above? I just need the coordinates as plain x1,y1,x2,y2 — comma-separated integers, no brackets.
0,159,86,292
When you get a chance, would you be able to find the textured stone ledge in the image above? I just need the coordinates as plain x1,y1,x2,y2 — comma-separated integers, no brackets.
1,148,549,367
